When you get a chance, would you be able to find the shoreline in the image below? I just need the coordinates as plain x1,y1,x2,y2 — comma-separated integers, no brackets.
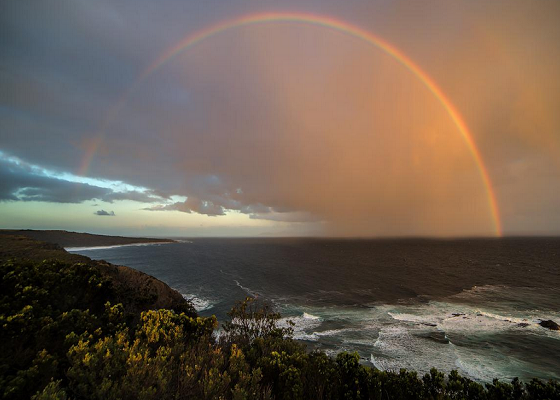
0,233,190,313
0,229,176,248
65,241,175,252
2,231,560,394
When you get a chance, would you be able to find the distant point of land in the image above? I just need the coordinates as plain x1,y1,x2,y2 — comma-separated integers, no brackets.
0,229,175,248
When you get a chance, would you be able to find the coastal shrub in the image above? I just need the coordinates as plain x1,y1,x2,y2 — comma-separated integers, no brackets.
0,259,116,399
2,259,560,399
31,380,68,400
67,310,218,400
222,297,294,348
525,378,560,399
335,352,368,399
302,351,338,399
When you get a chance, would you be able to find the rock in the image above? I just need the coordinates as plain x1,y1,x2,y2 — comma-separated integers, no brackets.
517,323,529,328
539,320,560,331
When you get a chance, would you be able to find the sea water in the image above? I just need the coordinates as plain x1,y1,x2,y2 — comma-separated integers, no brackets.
68,238,560,382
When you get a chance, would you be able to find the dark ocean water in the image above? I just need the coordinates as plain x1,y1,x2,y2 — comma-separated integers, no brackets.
68,238,560,382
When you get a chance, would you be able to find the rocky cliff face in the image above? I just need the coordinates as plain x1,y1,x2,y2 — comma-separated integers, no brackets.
0,234,194,316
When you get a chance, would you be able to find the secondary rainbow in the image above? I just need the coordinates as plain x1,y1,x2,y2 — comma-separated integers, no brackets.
82,12,502,236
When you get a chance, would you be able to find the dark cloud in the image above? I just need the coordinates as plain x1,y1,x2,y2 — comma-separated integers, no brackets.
145,196,283,217
94,210,115,216
0,157,166,205
145,198,320,223
145,197,225,216
0,158,110,203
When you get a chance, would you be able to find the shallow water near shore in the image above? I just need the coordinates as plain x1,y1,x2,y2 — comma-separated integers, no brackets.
69,237,560,382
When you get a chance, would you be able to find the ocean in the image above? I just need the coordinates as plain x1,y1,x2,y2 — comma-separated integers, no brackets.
68,238,560,383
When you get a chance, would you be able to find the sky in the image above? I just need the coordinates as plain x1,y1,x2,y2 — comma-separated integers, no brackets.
1,0,560,237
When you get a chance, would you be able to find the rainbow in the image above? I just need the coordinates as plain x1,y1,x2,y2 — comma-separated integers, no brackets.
83,12,502,236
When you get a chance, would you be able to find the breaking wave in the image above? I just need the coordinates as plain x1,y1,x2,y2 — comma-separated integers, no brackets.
181,293,215,312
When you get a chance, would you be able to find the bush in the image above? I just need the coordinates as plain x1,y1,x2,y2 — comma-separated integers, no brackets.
2,260,559,399
222,297,294,348
0,259,116,399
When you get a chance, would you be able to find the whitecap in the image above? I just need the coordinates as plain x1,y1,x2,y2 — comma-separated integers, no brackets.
388,312,434,324
279,312,323,340
371,325,458,375
181,293,215,312
296,327,362,342
303,312,321,320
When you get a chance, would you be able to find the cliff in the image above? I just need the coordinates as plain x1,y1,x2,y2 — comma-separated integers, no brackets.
0,233,192,315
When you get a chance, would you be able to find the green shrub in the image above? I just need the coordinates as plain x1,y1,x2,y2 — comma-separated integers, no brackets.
2,260,559,399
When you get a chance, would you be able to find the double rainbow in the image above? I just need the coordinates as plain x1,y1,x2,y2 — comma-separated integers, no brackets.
81,12,502,236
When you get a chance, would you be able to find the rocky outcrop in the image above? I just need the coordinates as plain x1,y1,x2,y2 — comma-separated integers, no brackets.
539,320,560,331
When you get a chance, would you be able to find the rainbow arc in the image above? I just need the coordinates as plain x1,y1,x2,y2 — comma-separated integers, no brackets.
80,12,502,236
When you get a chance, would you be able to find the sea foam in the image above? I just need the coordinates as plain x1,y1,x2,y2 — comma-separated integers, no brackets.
181,293,215,312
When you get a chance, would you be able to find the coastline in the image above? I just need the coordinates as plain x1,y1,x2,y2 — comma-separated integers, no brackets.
2,230,559,398
0,232,190,314
0,229,176,248
65,241,174,252
70,236,560,383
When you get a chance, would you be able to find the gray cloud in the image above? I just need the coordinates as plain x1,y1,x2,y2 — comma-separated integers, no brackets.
145,197,225,216
0,158,111,203
0,157,167,205
95,210,115,216
145,199,299,219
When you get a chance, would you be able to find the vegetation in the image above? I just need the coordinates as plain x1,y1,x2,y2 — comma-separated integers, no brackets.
1,258,559,400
